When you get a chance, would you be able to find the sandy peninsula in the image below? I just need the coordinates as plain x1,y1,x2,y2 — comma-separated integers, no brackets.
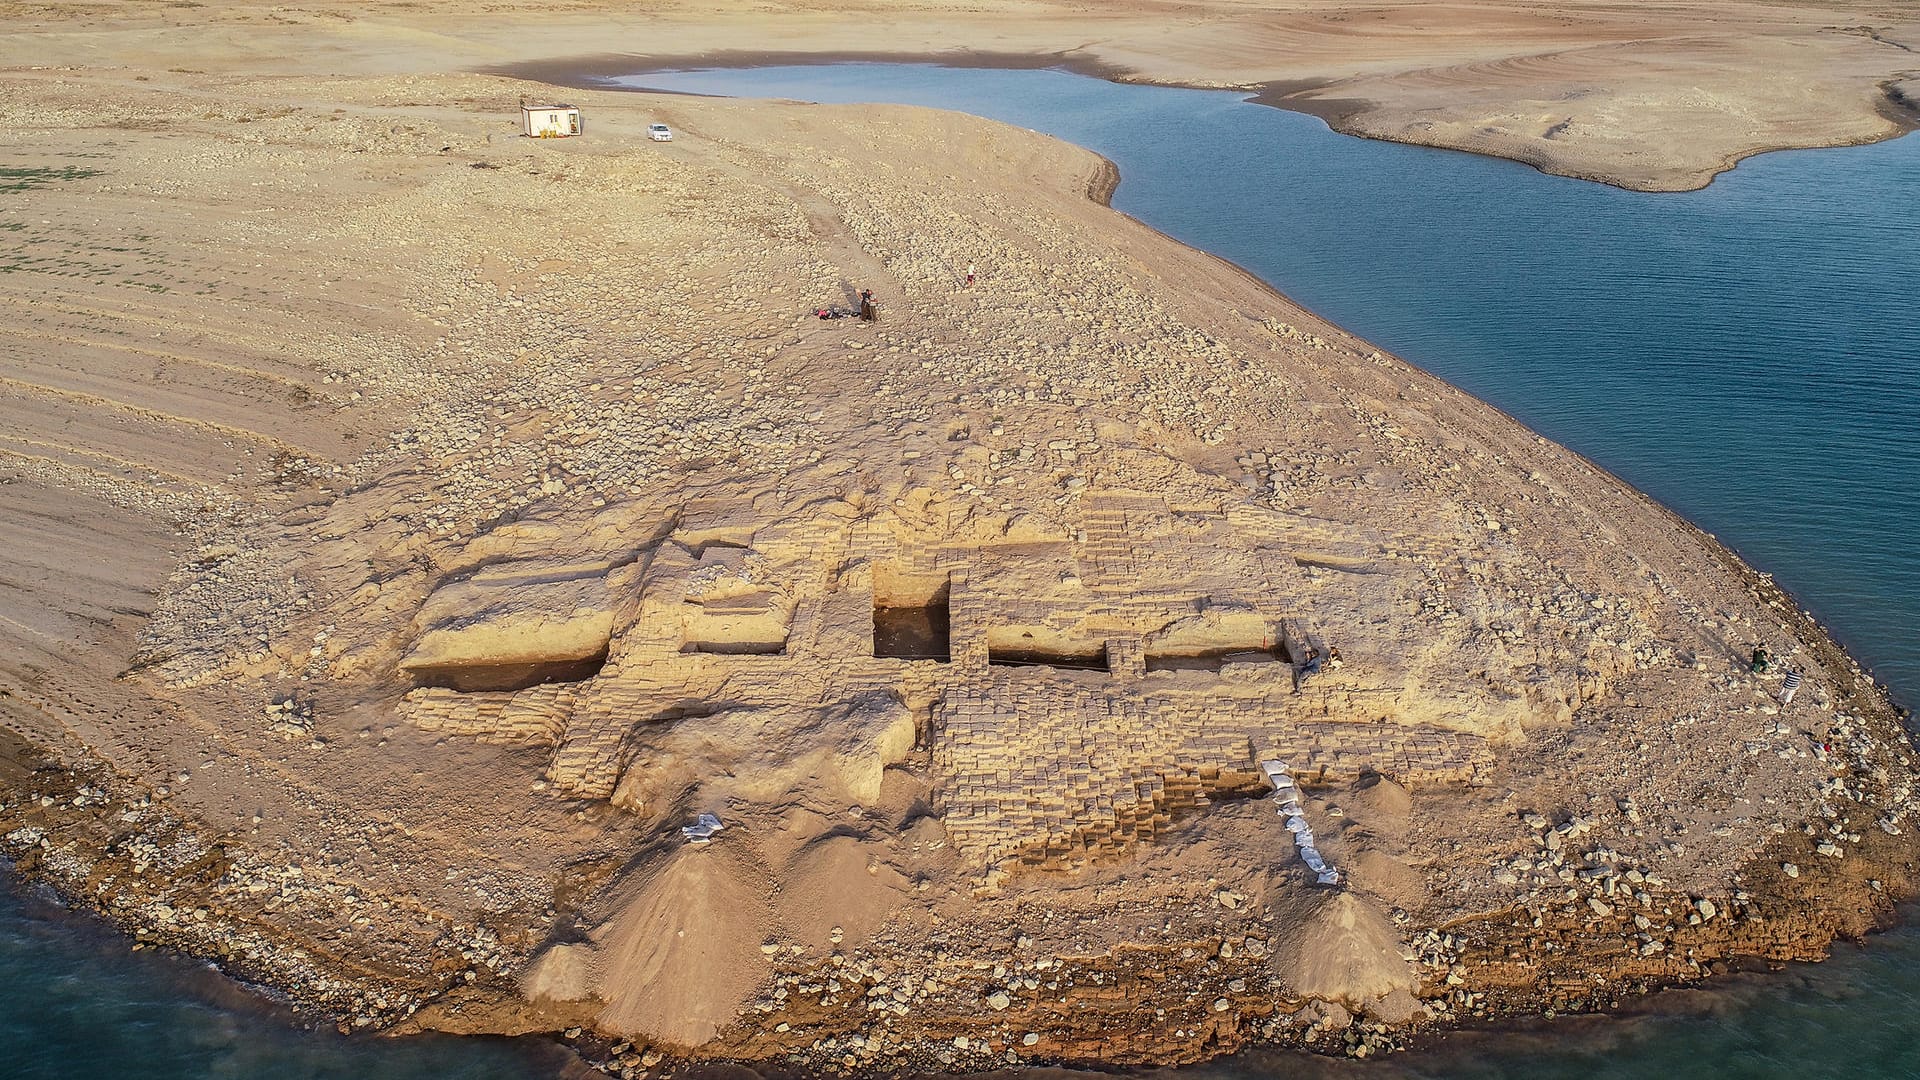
1,1,1918,1074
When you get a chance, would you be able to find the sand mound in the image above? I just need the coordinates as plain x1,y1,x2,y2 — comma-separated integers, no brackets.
1367,987,1425,1025
519,940,597,1004
592,840,775,1047
1343,847,1425,909
1276,891,1415,1004
781,835,909,948
1347,774,1413,824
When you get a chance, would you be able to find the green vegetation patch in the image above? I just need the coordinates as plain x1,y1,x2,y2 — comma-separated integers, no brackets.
0,165,104,193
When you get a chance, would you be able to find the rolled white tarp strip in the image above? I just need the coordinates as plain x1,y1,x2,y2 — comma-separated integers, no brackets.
1259,759,1340,887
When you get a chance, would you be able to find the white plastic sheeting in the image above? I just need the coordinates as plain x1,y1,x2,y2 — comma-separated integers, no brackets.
1260,760,1340,886
680,812,725,844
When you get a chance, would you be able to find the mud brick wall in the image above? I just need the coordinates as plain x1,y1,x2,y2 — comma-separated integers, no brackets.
398,497,1489,850
948,570,989,674
936,682,1493,868
399,683,578,747
934,685,1252,867
1255,722,1492,786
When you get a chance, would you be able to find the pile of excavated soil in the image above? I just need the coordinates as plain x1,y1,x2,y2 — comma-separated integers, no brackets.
781,835,912,950
594,841,776,1046
1278,891,1417,1004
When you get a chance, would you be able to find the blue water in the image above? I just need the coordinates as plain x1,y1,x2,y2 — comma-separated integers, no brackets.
0,872,576,1079
8,61,1919,1078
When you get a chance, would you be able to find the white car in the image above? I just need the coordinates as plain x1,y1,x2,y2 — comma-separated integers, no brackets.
647,123,673,142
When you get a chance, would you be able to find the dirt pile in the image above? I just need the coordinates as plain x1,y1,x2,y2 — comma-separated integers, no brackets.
593,841,777,1046
782,835,912,950
1279,891,1417,1004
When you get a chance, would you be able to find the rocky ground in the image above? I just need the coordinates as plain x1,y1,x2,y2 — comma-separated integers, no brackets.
0,44,1917,1080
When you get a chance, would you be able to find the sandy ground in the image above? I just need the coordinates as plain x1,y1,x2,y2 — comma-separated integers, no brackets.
0,0,1916,190
1,2,1918,1074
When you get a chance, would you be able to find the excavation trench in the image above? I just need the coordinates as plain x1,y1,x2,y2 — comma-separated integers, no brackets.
406,649,610,693
873,570,952,663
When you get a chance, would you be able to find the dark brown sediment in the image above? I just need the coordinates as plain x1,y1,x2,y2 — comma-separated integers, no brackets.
1875,77,1920,129
1086,157,1120,207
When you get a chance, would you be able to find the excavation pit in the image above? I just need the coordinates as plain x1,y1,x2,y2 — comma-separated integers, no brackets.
680,590,792,655
874,603,952,662
408,649,609,693
988,643,1111,672
873,570,952,663
1145,645,1290,673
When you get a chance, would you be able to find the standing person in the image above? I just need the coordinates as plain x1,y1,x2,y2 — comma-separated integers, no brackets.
859,288,875,321
1780,669,1803,705
965,263,976,287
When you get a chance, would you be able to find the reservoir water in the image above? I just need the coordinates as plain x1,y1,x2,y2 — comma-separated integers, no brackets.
9,62,1919,1078
0,871,577,1079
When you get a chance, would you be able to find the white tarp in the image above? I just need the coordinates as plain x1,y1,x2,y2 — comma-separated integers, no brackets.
680,812,725,843
1259,760,1341,886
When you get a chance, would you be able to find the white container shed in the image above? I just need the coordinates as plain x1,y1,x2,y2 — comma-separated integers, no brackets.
522,103,581,138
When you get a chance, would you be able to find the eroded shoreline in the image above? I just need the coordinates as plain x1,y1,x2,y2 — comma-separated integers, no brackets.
3,649,1914,1073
